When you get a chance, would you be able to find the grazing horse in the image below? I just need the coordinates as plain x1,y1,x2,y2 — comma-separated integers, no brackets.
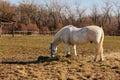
50,25,104,61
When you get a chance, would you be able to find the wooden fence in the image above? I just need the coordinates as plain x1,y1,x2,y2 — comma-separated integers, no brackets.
1,30,57,35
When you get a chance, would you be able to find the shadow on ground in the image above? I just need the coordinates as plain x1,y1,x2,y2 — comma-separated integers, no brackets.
1,56,59,65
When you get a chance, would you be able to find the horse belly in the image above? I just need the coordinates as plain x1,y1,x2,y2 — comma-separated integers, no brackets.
73,35,88,44
78,39,88,44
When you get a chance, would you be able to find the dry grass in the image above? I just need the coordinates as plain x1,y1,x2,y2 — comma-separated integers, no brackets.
0,35,120,80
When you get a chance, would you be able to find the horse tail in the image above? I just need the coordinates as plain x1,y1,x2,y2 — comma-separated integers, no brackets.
98,26,104,54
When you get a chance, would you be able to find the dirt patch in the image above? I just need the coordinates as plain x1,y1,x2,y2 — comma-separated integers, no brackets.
0,52,120,80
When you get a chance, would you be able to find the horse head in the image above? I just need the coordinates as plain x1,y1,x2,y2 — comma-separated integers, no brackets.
50,43,57,58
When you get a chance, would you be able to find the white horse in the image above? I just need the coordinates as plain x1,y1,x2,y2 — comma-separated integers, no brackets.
50,25,104,61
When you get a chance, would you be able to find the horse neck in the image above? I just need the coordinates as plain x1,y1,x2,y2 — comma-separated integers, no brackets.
52,35,62,48
52,30,62,47
52,38,59,48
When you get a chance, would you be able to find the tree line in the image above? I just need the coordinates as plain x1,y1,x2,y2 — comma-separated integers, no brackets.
0,0,120,35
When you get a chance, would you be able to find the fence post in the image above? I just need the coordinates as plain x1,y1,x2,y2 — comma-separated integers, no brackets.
0,23,1,37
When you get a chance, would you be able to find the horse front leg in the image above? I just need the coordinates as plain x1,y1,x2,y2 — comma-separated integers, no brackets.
94,44,98,61
73,44,77,56
66,44,70,56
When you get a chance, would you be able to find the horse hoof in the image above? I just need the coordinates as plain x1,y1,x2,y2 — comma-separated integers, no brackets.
51,55,55,58
65,54,71,58
75,54,78,56
94,59,97,62
99,59,104,62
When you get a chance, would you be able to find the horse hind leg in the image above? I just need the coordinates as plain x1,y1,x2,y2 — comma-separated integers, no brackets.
100,45,104,61
98,38,104,61
94,43,104,62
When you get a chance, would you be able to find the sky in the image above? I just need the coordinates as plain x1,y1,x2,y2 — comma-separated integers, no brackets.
7,0,104,8
5,0,106,16
5,0,120,16
81,0,103,8
8,0,19,5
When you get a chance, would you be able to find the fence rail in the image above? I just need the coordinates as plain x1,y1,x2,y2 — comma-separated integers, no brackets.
1,31,57,35
1,30,120,36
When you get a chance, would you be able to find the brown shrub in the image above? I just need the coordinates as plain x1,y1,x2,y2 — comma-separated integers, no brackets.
56,23,63,31
40,26,50,34
17,24,27,31
27,24,39,31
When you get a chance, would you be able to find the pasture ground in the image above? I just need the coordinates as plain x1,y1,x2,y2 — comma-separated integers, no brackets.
0,35,120,80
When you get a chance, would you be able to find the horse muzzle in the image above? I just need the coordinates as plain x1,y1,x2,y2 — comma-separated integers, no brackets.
50,50,55,58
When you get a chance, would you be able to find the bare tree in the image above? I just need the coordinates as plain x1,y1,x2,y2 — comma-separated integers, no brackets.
90,4,101,26
0,0,119,35
113,0,120,34
45,0,64,30
0,0,16,20
18,1,38,24
75,3,86,27
101,0,112,26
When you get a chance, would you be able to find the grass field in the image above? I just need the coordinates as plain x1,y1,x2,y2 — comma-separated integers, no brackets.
0,35,120,80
